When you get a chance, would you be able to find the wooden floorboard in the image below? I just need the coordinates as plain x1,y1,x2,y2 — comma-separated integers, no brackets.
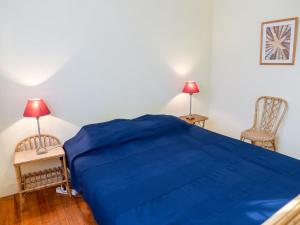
0,188,98,225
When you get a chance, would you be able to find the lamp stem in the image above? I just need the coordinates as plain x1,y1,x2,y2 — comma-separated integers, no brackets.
36,117,43,147
36,117,46,154
189,94,192,116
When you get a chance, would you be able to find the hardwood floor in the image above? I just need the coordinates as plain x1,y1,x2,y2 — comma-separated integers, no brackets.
0,188,98,225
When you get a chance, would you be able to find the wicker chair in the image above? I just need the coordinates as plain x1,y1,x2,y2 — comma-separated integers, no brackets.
240,96,288,151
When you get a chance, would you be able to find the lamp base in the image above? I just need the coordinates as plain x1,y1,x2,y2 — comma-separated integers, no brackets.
187,114,195,120
36,147,48,155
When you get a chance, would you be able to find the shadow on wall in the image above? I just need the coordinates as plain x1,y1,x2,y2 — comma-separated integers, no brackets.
0,38,205,141
0,42,203,127
0,37,84,133
0,0,209,131
0,116,79,161
162,93,207,116
0,37,204,154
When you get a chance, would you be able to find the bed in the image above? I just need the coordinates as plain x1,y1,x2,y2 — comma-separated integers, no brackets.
64,115,300,225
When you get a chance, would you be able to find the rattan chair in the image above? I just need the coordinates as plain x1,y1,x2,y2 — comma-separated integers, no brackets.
240,96,288,151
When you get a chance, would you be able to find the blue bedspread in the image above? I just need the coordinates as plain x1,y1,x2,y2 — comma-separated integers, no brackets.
64,115,300,225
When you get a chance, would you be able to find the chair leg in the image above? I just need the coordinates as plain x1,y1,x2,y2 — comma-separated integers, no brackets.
261,141,276,151
271,140,277,152
240,135,277,152
240,134,245,141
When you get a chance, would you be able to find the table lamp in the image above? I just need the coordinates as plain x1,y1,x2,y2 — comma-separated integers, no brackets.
23,98,51,154
182,81,200,119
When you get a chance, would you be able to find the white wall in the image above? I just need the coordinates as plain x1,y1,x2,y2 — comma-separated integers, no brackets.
209,0,300,159
0,0,213,197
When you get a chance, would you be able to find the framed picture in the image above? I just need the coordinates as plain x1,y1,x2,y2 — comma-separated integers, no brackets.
260,17,298,65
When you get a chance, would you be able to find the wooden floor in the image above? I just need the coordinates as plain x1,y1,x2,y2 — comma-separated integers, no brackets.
0,188,98,225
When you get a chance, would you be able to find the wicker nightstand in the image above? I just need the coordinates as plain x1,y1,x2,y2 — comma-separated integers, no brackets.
14,145,71,209
179,114,208,128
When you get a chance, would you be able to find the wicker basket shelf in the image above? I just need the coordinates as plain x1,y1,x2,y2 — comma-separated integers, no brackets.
21,166,65,193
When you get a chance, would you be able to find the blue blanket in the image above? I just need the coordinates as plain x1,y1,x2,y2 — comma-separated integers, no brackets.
64,115,300,225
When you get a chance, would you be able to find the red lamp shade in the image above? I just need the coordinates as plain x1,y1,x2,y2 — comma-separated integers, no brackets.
182,81,200,94
23,99,51,118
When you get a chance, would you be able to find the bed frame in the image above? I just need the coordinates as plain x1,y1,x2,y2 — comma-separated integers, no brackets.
263,195,300,225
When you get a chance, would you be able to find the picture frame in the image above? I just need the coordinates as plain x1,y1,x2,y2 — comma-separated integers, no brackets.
260,17,298,65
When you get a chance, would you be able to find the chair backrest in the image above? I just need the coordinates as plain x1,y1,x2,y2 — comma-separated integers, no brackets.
15,134,61,152
253,96,288,134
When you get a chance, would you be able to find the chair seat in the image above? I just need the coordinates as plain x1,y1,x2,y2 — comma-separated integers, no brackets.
241,129,274,142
